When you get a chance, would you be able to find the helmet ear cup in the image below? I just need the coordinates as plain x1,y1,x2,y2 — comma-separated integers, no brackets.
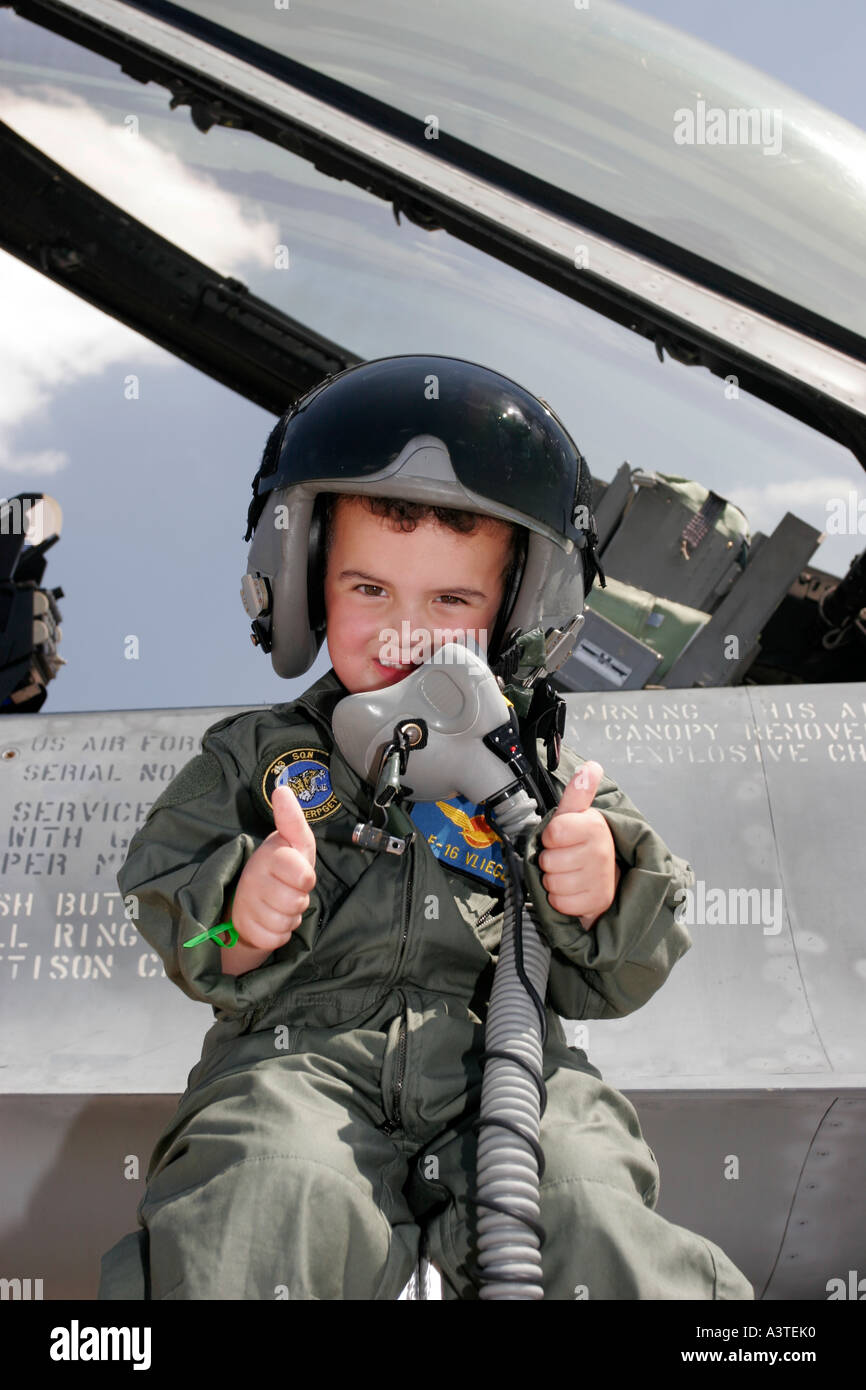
306,493,328,635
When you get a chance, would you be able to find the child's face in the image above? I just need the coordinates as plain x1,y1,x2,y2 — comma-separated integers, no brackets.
324,496,512,693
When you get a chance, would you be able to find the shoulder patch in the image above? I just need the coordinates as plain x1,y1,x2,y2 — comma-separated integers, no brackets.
409,795,508,888
259,747,341,823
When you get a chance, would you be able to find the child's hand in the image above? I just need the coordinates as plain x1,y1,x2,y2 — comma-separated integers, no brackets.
232,785,317,953
537,762,620,930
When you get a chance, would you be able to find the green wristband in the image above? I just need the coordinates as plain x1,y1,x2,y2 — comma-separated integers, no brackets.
182,922,239,949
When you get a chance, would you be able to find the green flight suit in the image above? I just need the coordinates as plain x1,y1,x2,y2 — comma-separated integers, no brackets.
98,669,753,1301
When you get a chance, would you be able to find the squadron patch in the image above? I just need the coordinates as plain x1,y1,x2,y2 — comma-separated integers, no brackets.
409,795,507,887
261,747,341,823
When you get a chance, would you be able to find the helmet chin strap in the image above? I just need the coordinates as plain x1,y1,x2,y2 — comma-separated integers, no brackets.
490,617,584,803
488,529,527,661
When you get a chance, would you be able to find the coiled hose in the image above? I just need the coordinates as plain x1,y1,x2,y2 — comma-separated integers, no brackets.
473,785,552,1299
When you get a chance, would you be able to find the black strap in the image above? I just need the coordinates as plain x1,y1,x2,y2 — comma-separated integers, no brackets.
471,1114,546,1179
518,682,566,807
470,1196,547,1245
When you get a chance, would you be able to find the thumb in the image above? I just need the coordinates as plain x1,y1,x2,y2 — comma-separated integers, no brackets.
271,784,317,867
553,761,604,816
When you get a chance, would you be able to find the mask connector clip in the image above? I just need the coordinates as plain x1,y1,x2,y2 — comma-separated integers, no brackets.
319,820,414,856
371,718,429,810
320,718,427,857
352,822,412,855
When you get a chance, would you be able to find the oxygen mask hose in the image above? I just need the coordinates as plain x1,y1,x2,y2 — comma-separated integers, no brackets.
474,788,550,1299
331,643,559,1299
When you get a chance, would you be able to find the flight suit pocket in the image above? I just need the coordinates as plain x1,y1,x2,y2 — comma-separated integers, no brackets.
379,1002,407,1131
451,884,503,953
473,905,503,953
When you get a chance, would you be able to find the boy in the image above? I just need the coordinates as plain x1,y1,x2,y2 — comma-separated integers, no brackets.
99,355,753,1300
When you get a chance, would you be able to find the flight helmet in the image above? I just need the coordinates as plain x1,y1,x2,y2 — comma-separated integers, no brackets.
241,354,603,680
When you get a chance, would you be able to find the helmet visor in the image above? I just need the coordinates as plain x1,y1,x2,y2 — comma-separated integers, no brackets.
251,355,586,545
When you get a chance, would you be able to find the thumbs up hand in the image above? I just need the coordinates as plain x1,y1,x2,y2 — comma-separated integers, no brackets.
231,784,318,953
537,762,620,930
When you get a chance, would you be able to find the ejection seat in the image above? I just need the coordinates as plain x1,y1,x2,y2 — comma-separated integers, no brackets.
556,466,822,693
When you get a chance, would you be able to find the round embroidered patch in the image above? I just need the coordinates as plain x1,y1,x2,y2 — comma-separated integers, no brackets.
261,747,341,823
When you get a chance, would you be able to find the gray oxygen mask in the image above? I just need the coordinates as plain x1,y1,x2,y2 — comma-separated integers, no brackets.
331,642,540,841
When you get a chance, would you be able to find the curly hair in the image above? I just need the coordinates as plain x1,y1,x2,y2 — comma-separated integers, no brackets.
322,493,523,583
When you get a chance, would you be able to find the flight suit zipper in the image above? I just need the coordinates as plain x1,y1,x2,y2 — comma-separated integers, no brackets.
384,821,414,986
393,1005,407,1127
386,998,408,1134
381,994,408,1135
476,902,500,929
400,851,413,965
381,843,413,1135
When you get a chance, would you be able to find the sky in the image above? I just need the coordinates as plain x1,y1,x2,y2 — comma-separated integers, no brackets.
0,0,864,715
627,0,866,129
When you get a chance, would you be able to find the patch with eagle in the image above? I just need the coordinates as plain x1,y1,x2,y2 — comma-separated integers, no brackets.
260,747,341,823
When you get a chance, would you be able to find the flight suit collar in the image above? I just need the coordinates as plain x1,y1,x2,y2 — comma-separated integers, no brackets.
287,667,376,825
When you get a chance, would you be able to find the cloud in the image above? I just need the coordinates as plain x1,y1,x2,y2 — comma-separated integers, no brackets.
0,88,279,478
730,475,861,532
0,87,280,271
0,443,68,476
